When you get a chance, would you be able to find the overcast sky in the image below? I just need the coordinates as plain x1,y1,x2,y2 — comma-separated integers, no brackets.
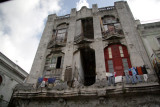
0,0,160,73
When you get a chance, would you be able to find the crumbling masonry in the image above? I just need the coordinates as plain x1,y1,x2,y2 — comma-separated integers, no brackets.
10,1,160,107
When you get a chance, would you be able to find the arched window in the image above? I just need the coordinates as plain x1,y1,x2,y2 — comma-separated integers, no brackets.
100,15,123,36
104,44,132,76
56,23,68,42
45,53,64,70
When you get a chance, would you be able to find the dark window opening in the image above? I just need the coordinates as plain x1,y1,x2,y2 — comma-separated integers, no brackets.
80,47,96,86
157,38,160,44
0,75,2,85
82,18,94,39
56,56,62,68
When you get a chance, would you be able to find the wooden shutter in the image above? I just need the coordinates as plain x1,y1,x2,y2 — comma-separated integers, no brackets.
64,67,72,81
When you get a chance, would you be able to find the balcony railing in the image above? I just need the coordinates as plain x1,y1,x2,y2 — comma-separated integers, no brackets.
57,14,70,19
74,33,94,44
48,38,66,48
102,29,124,40
44,68,62,80
98,6,115,12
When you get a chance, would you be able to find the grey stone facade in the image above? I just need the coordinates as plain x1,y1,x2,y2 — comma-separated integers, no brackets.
0,52,28,107
138,21,160,82
11,1,160,107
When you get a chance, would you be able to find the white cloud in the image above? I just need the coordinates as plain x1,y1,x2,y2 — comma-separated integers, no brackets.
0,0,61,73
76,0,89,11
127,0,160,23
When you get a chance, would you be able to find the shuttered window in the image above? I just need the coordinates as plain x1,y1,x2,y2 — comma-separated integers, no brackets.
108,60,114,73
108,48,112,58
119,46,124,57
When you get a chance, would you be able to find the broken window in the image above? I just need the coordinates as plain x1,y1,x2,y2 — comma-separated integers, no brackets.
157,37,160,44
0,75,2,85
101,16,123,35
56,23,68,42
56,56,62,69
75,18,94,40
80,47,96,86
45,53,64,70
50,56,63,69
103,16,116,24
82,17,94,39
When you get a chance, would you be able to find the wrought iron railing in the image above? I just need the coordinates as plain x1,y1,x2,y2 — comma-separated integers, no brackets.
102,29,124,39
98,6,115,12
57,14,70,19
48,38,66,48
74,33,84,43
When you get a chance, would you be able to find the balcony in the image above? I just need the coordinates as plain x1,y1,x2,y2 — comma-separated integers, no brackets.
44,67,62,80
57,14,70,20
74,33,94,44
48,38,66,48
102,29,124,40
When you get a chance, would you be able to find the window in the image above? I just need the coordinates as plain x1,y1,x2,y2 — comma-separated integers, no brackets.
119,46,124,57
56,56,62,68
56,29,66,41
157,37,160,44
50,56,62,69
0,75,2,85
56,23,68,42
103,17,116,24
102,16,116,34
108,48,112,58
108,60,114,73
82,17,94,39
122,58,129,70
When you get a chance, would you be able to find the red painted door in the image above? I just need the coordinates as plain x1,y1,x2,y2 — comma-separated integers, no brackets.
104,44,131,76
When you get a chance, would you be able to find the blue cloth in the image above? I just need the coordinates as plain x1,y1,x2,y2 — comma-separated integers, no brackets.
131,67,137,75
130,67,137,83
48,78,56,83
136,75,142,82
38,77,43,83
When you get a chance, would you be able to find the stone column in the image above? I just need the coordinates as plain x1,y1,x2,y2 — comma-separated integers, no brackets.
61,9,76,81
26,14,57,84
92,4,106,80
115,2,142,66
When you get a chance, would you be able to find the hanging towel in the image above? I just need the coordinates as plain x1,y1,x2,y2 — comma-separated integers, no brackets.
40,81,46,87
38,77,43,83
43,78,48,82
48,78,56,83
137,67,143,75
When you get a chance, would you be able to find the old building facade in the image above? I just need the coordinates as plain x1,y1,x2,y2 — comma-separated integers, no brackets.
0,52,28,107
138,22,160,81
11,1,160,107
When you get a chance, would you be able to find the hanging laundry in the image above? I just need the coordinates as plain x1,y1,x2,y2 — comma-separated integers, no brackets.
48,78,56,83
40,81,46,87
136,67,143,75
43,78,48,82
38,77,43,83
142,65,148,82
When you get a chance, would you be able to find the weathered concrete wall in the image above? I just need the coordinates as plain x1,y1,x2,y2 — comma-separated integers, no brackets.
27,14,57,84
138,22,160,58
0,74,18,103
13,93,160,107
115,1,153,74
